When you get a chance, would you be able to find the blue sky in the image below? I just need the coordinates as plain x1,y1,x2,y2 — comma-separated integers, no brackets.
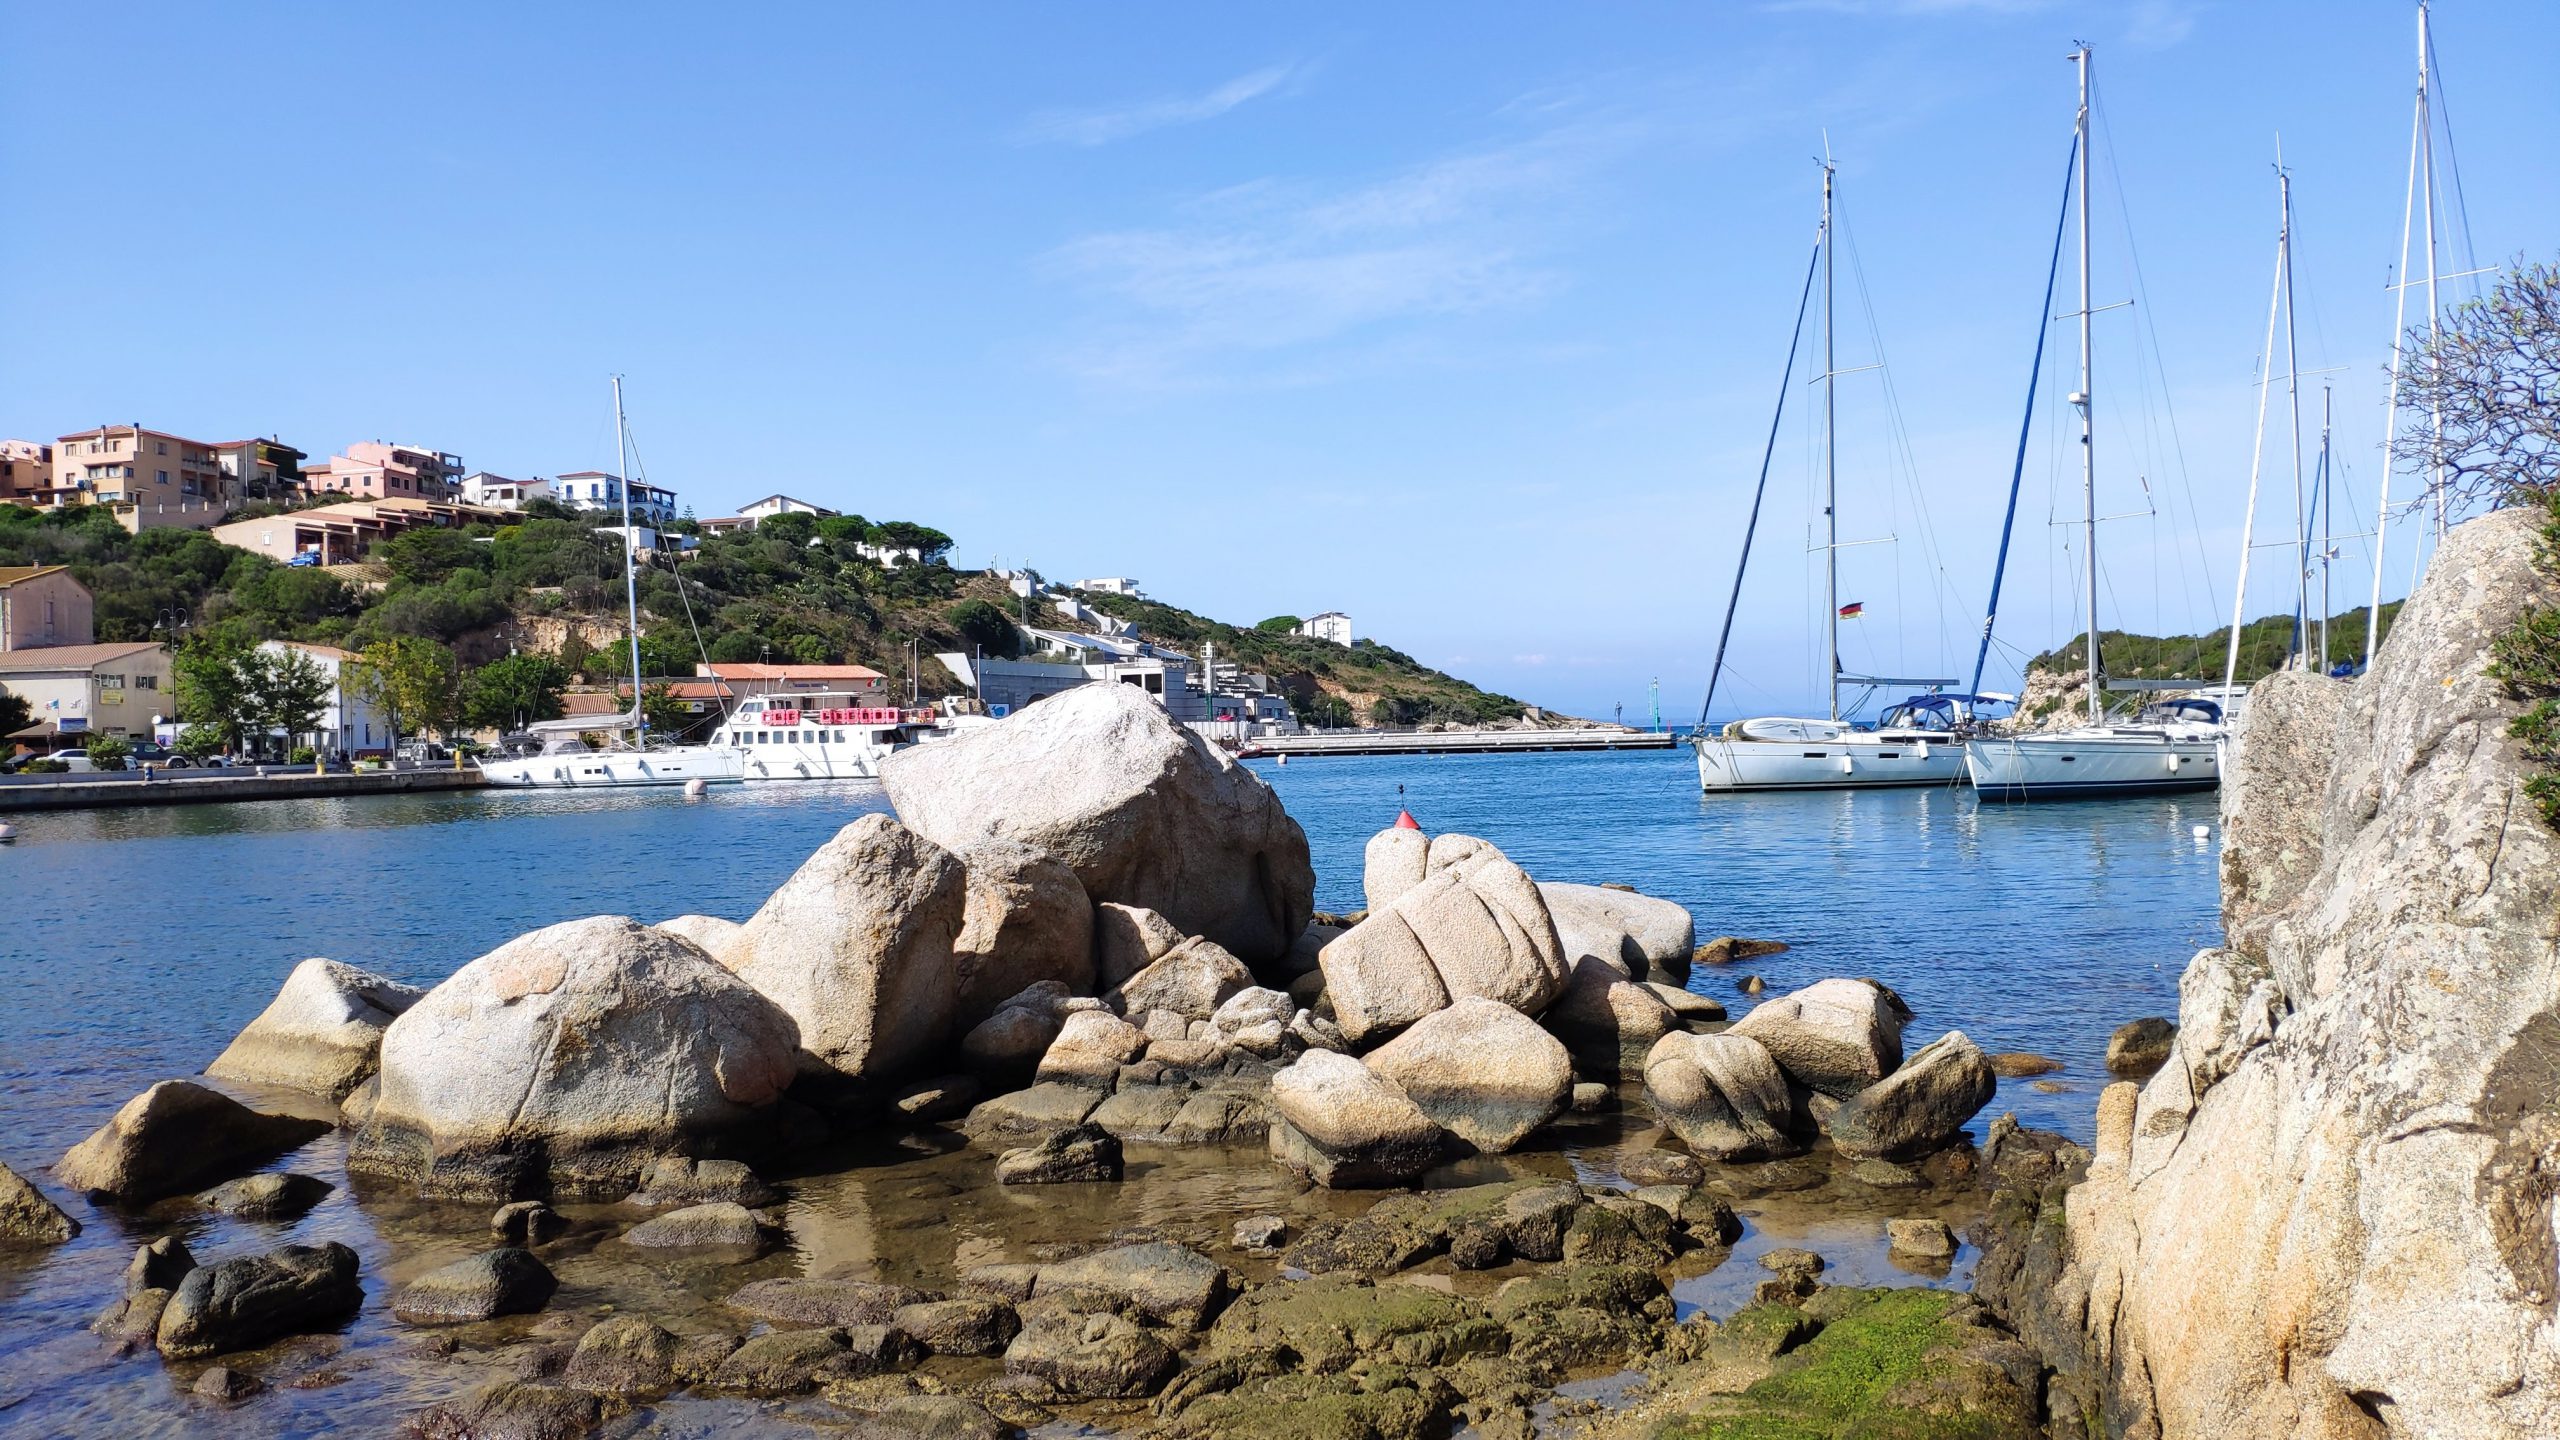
4,2,2553,719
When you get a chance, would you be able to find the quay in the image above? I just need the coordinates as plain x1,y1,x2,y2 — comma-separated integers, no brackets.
0,768,486,813
1246,728,1679,758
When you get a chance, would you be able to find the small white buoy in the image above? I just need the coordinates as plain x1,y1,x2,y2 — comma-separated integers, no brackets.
2192,824,2211,842
1276,753,1288,766
683,778,707,798
0,822,16,844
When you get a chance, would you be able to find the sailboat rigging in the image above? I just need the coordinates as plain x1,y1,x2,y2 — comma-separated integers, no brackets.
1691,155,1970,794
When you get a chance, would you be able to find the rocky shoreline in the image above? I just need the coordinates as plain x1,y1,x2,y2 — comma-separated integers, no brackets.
1,679,2107,1438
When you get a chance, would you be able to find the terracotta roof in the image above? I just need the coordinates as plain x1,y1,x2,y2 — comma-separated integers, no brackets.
703,663,887,682
0,564,73,587
55,425,222,450
0,641,161,672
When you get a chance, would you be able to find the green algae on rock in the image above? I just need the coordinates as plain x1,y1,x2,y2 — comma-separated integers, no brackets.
1647,1288,2042,1440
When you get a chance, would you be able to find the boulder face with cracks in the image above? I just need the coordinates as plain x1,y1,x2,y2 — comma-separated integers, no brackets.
1979,508,2560,1440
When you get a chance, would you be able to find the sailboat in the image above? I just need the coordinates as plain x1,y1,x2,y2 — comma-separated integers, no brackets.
1962,46,2222,801
479,378,747,790
1691,155,1972,794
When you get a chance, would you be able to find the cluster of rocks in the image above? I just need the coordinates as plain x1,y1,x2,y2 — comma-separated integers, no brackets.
26,676,2015,1435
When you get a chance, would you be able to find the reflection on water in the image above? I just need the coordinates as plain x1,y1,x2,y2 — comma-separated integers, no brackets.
0,751,2218,1437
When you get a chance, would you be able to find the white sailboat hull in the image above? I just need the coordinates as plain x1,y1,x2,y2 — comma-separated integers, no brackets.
1695,732,1967,792
479,747,746,789
1963,731,2219,800
740,737,898,781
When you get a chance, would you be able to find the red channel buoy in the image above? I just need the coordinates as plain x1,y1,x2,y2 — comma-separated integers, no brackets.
1395,809,1421,830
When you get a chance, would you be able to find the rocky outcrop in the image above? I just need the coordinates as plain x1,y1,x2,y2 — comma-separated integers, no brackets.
1318,836,1570,1044
880,682,1315,966
1540,882,1696,981
1094,903,1186,989
206,957,425,1100
1542,955,1680,1079
1989,508,2560,1440
1267,1050,1448,1187
57,1080,330,1203
725,815,968,1082
1362,997,1571,1152
1106,937,1252,1021
949,840,1095,1023
195,1172,332,1220
1035,1010,1148,1086
1363,823,1430,911
392,1247,557,1323
1641,1032,1806,1161
350,916,800,1200
1727,977,1906,1098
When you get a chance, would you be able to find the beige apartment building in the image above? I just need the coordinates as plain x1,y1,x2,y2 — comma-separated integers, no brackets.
46,425,231,530
309,441,462,502
0,566,95,651
0,439,53,503
213,437,308,506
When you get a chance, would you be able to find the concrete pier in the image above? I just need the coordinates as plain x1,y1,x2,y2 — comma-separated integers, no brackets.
0,768,486,813
1245,728,1678,758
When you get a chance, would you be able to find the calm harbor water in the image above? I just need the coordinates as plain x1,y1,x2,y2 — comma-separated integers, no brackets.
0,748,2220,1436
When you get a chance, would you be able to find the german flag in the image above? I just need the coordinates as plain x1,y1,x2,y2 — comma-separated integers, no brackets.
1838,601,1865,619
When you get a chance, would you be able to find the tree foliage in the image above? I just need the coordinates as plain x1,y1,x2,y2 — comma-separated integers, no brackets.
0,688,31,743
463,652,569,733
350,637,463,744
2394,256,2560,515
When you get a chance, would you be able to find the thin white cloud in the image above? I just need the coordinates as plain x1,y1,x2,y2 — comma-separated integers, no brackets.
2121,0,2200,50
1019,64,1302,147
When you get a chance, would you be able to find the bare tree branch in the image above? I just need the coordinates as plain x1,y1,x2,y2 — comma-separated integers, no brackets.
2390,256,2560,515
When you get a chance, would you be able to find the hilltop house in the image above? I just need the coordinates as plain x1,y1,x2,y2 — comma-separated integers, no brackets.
1295,611,1354,647
556,471,678,526
460,472,552,509
306,441,462,503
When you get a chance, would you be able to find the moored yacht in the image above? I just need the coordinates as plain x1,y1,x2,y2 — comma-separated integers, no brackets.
708,693,923,780
1964,695,2223,801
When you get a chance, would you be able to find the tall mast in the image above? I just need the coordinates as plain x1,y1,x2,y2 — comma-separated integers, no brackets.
2318,384,2334,670
2369,1,2433,667
2280,160,2307,667
2223,158,2287,695
2418,2,2445,542
613,375,644,736
2073,46,2099,723
1821,154,1839,722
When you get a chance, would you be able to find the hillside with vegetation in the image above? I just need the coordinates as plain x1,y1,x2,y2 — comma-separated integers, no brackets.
0,498,1528,748
2016,600,2403,723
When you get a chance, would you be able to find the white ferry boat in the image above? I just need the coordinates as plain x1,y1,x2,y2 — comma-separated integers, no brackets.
708,694,934,780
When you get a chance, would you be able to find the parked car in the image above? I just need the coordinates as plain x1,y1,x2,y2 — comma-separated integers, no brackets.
286,551,323,568
54,752,96,773
127,742,190,768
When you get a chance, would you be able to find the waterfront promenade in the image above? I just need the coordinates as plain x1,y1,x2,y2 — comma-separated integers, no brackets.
1250,727,1678,757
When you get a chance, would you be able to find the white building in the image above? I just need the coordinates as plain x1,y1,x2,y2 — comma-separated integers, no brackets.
1074,577,1145,598
256,641,394,758
1295,611,1354,647
460,472,553,509
737,494,836,523
855,541,923,569
555,471,678,526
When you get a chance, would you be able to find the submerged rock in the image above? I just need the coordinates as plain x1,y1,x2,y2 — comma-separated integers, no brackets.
491,1200,565,1246
350,916,799,1201
725,815,968,1082
628,1155,777,1208
727,1277,932,1328
561,1314,682,1394
195,1171,333,1220
57,1080,330,1203
1727,978,1906,1098
127,1235,197,1294
0,1160,79,1242
206,957,425,1101
393,1247,558,1324
1034,1241,1232,1331
1694,936,1790,967
1642,1031,1808,1161
881,682,1315,966
995,1122,1122,1184
622,1201,775,1250
410,1381,605,1440
156,1241,362,1359
1267,1050,1447,1188
1362,997,1571,1152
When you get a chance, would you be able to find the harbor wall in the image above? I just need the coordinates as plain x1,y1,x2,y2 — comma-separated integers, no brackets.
0,768,485,813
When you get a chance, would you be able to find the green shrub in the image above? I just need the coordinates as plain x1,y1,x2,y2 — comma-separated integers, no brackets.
84,733,132,771
288,745,319,764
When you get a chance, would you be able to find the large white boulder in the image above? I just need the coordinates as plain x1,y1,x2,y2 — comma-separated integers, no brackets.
1266,1051,1446,1188
879,683,1314,966
724,815,968,1082
1106,938,1252,1022
1824,1030,1996,1159
1362,825,1430,911
1726,977,1906,1098
1641,1031,1808,1161
951,841,1096,1025
350,916,801,1200
1317,838,1569,1045
1539,883,1696,982
1541,954,1679,1080
654,915,744,967
206,958,425,1101
1361,997,1571,1152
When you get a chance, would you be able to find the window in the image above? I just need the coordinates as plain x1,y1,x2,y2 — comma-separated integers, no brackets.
97,674,123,688
136,676,156,690
157,470,169,484
156,441,168,455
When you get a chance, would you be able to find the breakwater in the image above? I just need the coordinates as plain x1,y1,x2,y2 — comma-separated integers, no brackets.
0,768,484,814
1250,727,1678,757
